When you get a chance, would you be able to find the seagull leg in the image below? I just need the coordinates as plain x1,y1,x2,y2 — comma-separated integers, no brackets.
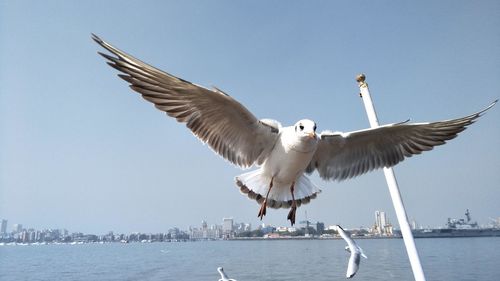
287,182,297,226
258,177,274,220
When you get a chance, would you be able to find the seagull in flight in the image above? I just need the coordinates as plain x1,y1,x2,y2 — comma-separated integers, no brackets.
217,267,237,281
336,225,367,278
93,34,496,225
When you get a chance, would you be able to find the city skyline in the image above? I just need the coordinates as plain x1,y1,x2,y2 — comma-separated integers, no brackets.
1,1,499,234
0,211,373,236
0,210,387,244
5,209,499,244
3,208,497,237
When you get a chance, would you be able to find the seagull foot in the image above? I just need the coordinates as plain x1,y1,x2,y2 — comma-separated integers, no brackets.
287,206,297,226
258,200,267,220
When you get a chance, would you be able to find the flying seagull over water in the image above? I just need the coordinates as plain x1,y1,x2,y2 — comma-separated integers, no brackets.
217,267,237,281
336,225,367,278
93,34,497,225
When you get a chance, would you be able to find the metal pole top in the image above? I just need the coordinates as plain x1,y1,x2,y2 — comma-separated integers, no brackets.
356,73,367,88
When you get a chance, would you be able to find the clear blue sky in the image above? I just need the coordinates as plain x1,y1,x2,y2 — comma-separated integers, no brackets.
1,1,499,234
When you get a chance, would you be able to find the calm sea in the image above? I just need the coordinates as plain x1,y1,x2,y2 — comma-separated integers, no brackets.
1,238,499,281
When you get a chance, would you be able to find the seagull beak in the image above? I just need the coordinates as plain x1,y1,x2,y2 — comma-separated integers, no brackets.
308,132,316,139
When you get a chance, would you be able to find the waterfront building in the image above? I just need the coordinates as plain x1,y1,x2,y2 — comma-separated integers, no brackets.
36,230,45,242
375,211,386,232
233,222,251,234
189,221,222,240
13,224,23,233
316,222,325,234
492,217,500,228
374,211,394,236
1,219,7,234
325,225,338,231
380,212,387,230
374,211,385,235
103,231,115,242
260,225,275,234
276,226,288,233
222,218,233,238
411,220,418,230
168,228,180,239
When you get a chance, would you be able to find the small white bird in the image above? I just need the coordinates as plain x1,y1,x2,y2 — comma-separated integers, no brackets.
93,34,496,225
217,267,237,281
336,225,367,278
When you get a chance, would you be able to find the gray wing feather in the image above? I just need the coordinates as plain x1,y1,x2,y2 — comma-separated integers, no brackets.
346,252,361,278
307,101,496,181
93,34,280,168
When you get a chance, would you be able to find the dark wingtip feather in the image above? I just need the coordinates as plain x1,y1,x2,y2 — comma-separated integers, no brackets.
479,99,498,116
91,33,101,43
98,51,117,62
118,74,133,83
468,99,498,120
107,62,122,72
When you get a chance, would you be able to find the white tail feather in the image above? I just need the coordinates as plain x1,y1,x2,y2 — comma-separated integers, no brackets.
235,169,321,209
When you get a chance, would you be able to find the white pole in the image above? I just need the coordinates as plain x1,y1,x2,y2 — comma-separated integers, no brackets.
356,74,426,281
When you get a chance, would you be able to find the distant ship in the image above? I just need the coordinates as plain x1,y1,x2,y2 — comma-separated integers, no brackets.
409,209,500,238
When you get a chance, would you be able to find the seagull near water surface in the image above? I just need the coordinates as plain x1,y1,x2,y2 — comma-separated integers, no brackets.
217,267,237,281
336,225,367,279
93,34,497,225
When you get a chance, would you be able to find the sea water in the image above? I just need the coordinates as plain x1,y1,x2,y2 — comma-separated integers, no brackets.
1,237,499,281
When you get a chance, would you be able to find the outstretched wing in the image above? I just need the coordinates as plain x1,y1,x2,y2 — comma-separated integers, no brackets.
93,34,280,168
307,101,496,181
346,250,361,279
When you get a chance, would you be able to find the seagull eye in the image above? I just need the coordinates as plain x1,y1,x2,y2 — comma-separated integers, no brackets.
299,125,304,131
313,125,317,131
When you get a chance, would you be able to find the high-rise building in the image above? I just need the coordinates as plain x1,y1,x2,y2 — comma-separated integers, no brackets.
222,218,233,235
13,224,23,233
411,220,417,230
380,212,387,229
375,211,388,235
189,221,224,240
1,219,7,234
374,210,393,236
316,222,325,234
375,211,381,233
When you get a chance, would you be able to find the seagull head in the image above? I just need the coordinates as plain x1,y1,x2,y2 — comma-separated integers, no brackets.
218,267,230,280
345,245,351,253
294,119,318,140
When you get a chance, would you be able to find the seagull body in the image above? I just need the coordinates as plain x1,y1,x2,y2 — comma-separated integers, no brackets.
217,267,237,281
336,225,367,278
238,120,321,223
93,34,496,225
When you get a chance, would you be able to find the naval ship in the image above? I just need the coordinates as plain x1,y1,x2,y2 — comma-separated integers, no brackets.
409,210,500,238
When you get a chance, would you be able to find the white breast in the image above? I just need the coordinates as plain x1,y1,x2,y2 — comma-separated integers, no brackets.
262,127,318,184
